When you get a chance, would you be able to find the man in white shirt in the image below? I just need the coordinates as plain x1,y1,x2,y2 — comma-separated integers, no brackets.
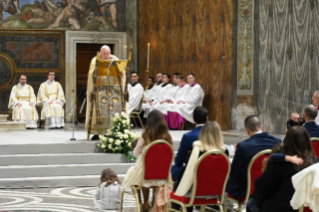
8,75,39,129
169,73,204,123
37,71,65,129
127,72,144,115
311,91,319,125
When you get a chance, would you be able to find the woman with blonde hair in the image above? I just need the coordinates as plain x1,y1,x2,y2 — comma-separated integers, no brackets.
122,109,173,211
171,121,228,212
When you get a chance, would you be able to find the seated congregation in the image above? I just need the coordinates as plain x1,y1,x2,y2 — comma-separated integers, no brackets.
93,106,319,212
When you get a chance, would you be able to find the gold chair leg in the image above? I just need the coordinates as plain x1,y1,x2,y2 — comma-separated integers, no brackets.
200,205,205,212
132,187,142,212
132,116,138,128
224,198,228,211
120,191,125,212
219,204,224,212
138,115,144,128
166,200,171,212
238,202,242,212
181,204,187,212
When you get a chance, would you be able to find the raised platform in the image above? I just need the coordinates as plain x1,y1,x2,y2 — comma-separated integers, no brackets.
0,124,284,188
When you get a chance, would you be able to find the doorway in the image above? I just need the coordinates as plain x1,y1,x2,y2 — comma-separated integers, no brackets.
76,43,115,123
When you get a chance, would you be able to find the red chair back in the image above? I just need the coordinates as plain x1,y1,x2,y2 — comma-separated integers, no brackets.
248,150,271,196
311,141,319,158
193,151,230,197
304,207,313,212
143,140,174,180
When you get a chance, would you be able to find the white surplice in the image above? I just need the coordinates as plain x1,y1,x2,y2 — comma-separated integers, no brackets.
315,110,319,125
37,80,65,129
127,82,144,115
153,83,190,115
8,83,38,128
169,83,204,123
143,83,173,118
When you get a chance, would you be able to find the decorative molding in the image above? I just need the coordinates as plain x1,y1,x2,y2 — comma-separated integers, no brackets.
237,0,254,95
65,31,127,122
126,0,137,73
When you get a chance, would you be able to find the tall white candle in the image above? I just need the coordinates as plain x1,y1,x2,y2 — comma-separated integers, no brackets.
147,43,150,69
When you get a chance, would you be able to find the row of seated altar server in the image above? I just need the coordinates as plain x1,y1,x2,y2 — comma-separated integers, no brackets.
8,71,65,129
143,73,204,129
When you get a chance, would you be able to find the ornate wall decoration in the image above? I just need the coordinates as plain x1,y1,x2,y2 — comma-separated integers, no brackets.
256,0,319,133
237,0,254,94
126,0,137,72
0,29,65,114
0,0,126,32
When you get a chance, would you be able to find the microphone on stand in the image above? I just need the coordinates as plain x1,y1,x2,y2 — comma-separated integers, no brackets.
70,89,76,141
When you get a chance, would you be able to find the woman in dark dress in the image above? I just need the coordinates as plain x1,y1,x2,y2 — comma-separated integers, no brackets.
254,126,318,212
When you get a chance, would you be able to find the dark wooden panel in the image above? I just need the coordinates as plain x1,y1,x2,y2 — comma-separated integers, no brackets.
138,0,235,129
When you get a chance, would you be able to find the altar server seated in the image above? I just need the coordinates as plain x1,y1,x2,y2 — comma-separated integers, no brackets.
127,72,144,115
169,73,204,123
142,73,163,118
143,77,155,104
8,75,39,129
37,71,65,129
154,74,189,117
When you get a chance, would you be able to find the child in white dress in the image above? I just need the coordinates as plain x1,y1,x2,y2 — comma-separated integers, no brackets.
94,168,122,210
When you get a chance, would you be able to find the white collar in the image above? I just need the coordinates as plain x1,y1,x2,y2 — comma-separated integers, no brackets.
18,83,27,88
195,124,204,127
46,80,55,84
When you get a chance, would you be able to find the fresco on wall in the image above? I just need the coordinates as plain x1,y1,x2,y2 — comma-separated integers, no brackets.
0,0,126,31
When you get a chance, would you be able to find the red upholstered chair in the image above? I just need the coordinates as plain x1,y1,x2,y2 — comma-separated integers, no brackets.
119,140,174,212
224,149,271,212
167,150,230,212
310,137,319,158
299,206,313,212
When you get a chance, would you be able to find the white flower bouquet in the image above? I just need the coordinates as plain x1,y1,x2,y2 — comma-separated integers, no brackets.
96,111,139,161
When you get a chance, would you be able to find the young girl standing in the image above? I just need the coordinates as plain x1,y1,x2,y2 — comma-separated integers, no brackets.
94,168,122,210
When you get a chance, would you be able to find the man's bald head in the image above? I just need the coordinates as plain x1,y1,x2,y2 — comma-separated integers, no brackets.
304,104,318,121
244,115,262,133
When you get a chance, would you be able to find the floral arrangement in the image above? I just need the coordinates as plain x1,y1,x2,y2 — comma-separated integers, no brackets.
97,111,139,161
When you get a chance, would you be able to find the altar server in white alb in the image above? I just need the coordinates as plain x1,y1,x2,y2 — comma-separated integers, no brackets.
170,73,204,123
144,74,173,116
8,75,39,129
143,77,155,104
154,74,190,116
127,72,144,115
37,71,65,129
142,73,162,118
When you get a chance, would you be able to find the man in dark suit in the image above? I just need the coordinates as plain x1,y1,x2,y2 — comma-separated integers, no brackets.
303,104,319,138
226,115,281,198
171,106,208,181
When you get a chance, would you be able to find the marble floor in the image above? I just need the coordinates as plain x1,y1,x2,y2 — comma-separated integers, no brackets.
0,187,137,212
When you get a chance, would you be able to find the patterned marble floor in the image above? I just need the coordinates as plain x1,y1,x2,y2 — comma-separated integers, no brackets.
0,187,136,212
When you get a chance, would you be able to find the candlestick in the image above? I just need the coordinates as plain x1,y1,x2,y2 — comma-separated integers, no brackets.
147,43,150,69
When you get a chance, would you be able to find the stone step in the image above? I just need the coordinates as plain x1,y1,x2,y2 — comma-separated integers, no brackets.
0,163,134,178
0,174,125,188
0,142,96,155
0,121,26,131
0,114,9,122
0,153,131,166
0,141,181,155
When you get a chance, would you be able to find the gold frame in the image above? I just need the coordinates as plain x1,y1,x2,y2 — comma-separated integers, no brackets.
310,137,319,141
166,150,230,212
224,149,271,212
130,95,144,128
119,140,174,212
